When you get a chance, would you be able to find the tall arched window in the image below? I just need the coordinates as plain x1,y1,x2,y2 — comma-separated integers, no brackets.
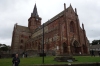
46,44,50,51
21,34,23,37
70,21,75,33
32,41,34,47
20,45,23,49
20,39,23,43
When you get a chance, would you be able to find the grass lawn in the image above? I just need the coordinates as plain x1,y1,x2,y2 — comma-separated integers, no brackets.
0,56,100,66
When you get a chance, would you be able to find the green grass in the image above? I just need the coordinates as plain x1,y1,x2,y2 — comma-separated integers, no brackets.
74,56,100,63
0,56,100,66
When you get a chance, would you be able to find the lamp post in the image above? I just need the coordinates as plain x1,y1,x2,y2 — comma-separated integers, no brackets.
42,23,44,64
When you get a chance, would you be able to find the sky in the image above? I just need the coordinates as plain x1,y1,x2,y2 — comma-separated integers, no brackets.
0,0,100,46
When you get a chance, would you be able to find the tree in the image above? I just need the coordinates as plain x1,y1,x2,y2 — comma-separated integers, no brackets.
0,43,2,46
0,47,8,51
91,40,100,45
0,43,11,51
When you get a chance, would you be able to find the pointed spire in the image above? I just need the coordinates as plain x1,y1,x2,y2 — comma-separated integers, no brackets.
64,3,66,10
31,3,39,17
75,8,78,15
75,8,77,14
68,3,74,10
69,3,72,7
82,23,84,30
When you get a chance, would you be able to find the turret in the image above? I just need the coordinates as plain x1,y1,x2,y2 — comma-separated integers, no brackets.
82,23,84,30
75,8,77,15
64,3,66,10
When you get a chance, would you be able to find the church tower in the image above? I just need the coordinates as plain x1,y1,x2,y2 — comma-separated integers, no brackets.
28,4,41,31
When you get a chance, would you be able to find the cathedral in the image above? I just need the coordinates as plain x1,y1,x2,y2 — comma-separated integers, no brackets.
11,3,89,55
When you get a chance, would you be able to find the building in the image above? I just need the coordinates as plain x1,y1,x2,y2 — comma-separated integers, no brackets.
89,44,100,55
90,44,100,51
11,3,89,55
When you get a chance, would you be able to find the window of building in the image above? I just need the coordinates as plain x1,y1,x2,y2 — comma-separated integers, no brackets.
32,41,34,47
21,34,23,37
20,45,23,49
29,36,31,38
21,39,23,43
47,44,50,51
70,21,75,33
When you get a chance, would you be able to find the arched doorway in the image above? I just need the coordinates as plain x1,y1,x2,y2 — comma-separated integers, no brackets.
83,44,87,54
20,45,24,53
71,40,81,54
20,45,23,49
38,42,41,52
63,42,67,53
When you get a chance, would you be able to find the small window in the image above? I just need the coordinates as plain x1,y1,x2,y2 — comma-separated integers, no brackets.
70,21,75,33
29,36,31,38
32,41,34,47
21,35,23,37
20,45,23,49
21,39,23,43
47,44,50,50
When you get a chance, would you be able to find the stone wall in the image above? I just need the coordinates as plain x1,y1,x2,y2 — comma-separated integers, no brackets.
0,54,13,58
29,63,100,66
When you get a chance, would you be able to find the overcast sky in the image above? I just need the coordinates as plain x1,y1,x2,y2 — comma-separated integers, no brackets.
0,0,100,46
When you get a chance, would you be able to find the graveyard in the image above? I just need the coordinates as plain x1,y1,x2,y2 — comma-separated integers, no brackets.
0,56,100,66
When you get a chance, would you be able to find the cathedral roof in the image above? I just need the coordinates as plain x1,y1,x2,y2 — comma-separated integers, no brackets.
31,4,39,18
44,4,75,26
90,44,100,49
32,4,75,33
32,10,65,33
45,10,64,25
15,25,30,32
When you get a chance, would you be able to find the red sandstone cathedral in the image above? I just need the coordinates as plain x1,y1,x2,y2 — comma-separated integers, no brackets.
11,3,89,55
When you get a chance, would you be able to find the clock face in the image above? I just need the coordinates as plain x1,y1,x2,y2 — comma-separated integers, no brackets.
36,18,38,21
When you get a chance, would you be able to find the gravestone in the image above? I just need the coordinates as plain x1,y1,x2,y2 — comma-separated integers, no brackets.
54,56,76,62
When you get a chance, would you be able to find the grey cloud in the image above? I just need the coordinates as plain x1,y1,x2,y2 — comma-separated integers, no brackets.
0,0,100,45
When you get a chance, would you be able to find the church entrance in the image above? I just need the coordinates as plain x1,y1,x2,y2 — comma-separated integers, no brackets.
71,40,81,54
38,42,41,52
63,42,67,54
83,44,87,54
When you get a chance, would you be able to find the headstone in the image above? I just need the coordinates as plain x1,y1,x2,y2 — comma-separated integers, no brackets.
54,56,75,62
68,63,71,65
67,60,73,62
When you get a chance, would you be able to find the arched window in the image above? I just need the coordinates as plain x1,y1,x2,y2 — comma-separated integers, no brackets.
21,34,23,37
32,41,34,47
20,45,23,49
29,36,31,38
70,21,75,33
21,39,23,43
73,40,79,47
46,44,50,51
63,42,67,53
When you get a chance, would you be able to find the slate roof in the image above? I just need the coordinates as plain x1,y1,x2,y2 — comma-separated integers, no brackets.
32,9,67,33
90,44,100,49
16,25,30,32
32,7,71,33
31,4,39,18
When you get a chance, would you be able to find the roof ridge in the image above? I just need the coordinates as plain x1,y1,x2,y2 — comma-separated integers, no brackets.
16,24,28,28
